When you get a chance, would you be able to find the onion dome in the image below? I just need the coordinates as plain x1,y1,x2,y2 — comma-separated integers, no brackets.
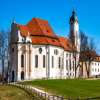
70,10,78,24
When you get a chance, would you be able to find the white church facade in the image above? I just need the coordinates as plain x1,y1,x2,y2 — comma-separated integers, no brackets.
9,11,81,82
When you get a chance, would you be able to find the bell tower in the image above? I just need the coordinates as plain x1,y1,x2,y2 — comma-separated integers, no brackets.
69,10,80,52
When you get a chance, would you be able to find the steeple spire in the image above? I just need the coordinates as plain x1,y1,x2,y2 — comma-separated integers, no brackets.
11,17,16,29
72,8,75,15
70,9,78,24
69,10,80,52
12,17,16,24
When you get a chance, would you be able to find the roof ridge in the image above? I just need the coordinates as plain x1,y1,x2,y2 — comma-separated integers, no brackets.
34,18,45,35
33,18,48,22
33,18,43,35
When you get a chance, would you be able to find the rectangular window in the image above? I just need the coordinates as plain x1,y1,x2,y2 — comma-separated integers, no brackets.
69,53,71,58
69,60,71,70
43,55,45,68
21,55,24,67
35,55,38,68
58,57,61,68
66,60,68,70
66,54,68,58
92,68,94,71
52,56,54,68
73,61,74,71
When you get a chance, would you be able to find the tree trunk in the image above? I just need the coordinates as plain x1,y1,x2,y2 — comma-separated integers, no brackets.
2,58,4,82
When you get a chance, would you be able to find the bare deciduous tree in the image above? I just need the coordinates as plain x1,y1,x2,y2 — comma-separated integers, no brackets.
79,31,96,78
0,30,10,82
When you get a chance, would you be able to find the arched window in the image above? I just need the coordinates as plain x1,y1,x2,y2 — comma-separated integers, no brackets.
21,54,24,67
21,71,24,80
35,55,38,68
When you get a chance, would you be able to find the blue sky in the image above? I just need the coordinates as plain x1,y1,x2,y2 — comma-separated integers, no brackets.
0,0,100,54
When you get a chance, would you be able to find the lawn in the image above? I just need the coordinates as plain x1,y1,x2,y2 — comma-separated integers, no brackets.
0,85,32,100
21,79,100,99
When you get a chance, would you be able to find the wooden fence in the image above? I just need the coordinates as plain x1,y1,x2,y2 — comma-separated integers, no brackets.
1,82,100,100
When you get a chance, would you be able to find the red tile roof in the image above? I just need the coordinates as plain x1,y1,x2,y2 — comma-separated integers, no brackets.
17,24,29,37
31,36,62,47
27,18,57,37
58,37,72,51
94,56,100,62
16,18,73,51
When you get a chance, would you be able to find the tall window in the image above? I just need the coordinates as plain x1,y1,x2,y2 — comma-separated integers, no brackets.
43,55,45,68
73,61,74,71
69,53,71,58
66,54,68,58
69,60,71,70
58,57,61,68
54,49,58,55
35,55,38,68
66,60,68,70
21,54,24,67
52,56,54,68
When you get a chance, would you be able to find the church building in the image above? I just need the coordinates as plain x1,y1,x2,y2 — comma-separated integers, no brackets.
9,11,80,81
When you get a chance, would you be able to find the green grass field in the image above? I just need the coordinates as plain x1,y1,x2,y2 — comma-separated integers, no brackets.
21,79,100,99
0,85,32,100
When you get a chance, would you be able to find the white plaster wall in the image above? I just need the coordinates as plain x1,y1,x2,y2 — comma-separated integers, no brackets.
64,52,72,78
17,44,22,81
9,44,18,81
17,43,33,81
48,46,64,79
30,45,64,79
75,53,80,77
30,45,47,79
63,51,70,78
63,51,80,79
16,44,80,81
90,61,100,76
10,43,80,81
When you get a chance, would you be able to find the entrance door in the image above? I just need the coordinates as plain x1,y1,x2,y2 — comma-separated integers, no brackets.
12,71,14,82
21,71,24,80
